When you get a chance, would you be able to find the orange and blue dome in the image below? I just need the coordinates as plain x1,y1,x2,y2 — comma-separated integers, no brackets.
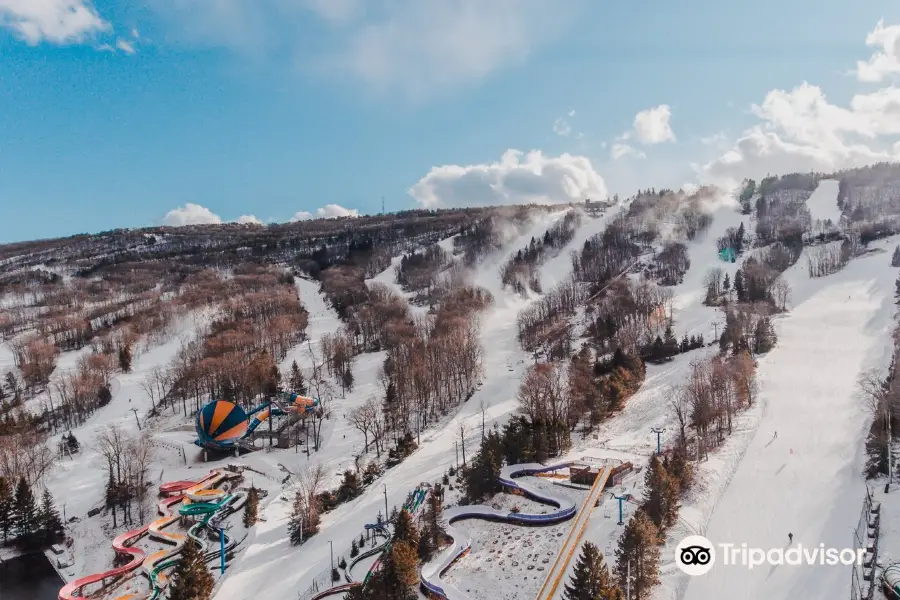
196,400,249,449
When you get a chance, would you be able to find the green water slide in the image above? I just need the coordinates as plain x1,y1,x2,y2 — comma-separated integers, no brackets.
146,494,234,600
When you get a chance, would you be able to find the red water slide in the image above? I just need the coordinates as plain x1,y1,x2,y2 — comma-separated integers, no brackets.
57,473,218,600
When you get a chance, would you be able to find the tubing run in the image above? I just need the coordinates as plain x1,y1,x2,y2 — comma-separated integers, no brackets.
58,469,240,600
419,462,577,600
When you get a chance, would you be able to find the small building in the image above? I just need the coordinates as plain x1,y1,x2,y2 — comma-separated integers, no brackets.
570,462,634,487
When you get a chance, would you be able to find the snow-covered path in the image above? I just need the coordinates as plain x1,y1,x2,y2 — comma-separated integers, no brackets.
278,277,342,374
682,238,898,600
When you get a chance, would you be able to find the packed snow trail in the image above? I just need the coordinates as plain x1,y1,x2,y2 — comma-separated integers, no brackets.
681,237,899,600
420,462,580,599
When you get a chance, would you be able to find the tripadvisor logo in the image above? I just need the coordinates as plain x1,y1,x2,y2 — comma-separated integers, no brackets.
675,535,716,576
675,535,866,576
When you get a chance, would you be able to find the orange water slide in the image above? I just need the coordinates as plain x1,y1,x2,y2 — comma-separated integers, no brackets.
57,471,223,600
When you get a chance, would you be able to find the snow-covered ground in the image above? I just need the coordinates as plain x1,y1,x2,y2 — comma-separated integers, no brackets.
806,179,843,227
677,234,899,600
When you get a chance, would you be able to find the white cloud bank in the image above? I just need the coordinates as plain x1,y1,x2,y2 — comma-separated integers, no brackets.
0,0,109,44
161,203,223,226
855,19,900,83
290,204,360,221
699,81,900,188
409,149,607,208
236,214,262,225
633,105,675,144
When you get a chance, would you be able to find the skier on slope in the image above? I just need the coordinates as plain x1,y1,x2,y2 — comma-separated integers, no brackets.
788,532,793,543
774,431,777,438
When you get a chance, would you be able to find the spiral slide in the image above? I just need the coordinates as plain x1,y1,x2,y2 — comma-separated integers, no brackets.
419,462,579,600
58,470,237,600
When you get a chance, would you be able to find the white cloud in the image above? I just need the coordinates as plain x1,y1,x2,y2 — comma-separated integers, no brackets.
553,117,571,137
633,105,675,144
290,204,360,221
116,38,135,54
409,149,607,208
161,203,223,226
568,109,576,117
0,0,109,45
855,19,900,82
610,144,646,160
147,0,582,97
236,214,262,224
699,82,900,189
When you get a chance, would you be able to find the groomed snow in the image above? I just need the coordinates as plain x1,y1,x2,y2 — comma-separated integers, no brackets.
679,236,899,600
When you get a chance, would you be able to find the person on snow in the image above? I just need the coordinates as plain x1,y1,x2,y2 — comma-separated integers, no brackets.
788,532,793,543
774,431,777,438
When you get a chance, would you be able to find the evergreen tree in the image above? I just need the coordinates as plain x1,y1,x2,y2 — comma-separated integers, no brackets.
66,432,80,452
168,538,214,600
734,269,745,302
614,511,661,600
892,245,900,267
754,317,777,354
390,540,419,587
564,541,623,600
662,325,678,358
342,367,354,393
243,487,259,528
337,470,362,503
392,508,419,549
0,476,13,542
118,344,133,373
642,456,679,531
288,360,307,395
39,488,63,543
14,477,38,542
723,272,731,291
359,532,366,548
463,430,504,503
350,537,359,558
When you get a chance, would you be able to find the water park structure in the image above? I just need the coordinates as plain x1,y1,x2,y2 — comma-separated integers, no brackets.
194,392,320,451
419,461,613,600
58,468,245,600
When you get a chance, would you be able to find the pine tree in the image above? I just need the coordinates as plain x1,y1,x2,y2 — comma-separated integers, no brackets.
337,470,362,502
243,487,259,528
723,272,731,291
391,540,419,587
754,317,777,354
614,511,661,600
564,541,623,600
289,360,308,395
118,344,133,373
734,269,745,302
0,476,13,542
168,538,215,600
662,325,678,358
66,432,80,452
359,533,366,548
892,246,900,267
642,456,679,531
350,537,359,558
14,477,38,542
392,508,419,549
39,488,63,543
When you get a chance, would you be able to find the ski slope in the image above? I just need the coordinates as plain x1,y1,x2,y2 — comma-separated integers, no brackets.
213,210,573,600
680,236,899,600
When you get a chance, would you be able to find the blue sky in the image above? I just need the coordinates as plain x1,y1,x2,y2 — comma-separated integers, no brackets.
3,0,900,242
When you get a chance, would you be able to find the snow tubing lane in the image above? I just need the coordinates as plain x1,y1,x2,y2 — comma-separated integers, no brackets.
419,462,576,600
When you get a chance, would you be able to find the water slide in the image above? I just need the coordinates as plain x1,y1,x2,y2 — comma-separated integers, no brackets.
310,484,431,599
195,393,319,450
419,462,580,600
58,469,237,600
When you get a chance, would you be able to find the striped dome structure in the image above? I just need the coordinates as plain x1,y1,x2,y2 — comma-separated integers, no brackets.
195,400,249,450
